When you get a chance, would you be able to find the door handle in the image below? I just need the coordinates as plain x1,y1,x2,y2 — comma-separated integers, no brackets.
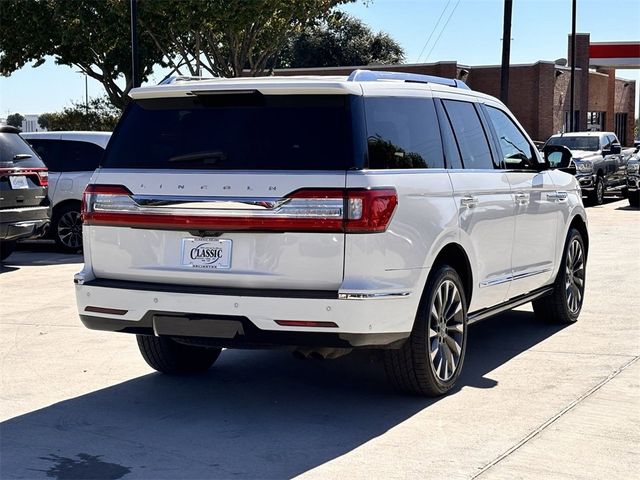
460,196,478,208
547,191,568,202
514,192,530,205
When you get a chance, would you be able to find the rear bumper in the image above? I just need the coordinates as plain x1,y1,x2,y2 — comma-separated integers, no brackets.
74,278,418,349
0,220,50,242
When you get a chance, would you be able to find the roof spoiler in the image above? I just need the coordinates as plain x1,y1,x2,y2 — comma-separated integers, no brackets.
347,69,470,90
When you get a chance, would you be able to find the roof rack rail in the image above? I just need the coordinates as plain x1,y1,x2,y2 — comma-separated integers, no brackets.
347,69,470,90
158,75,213,85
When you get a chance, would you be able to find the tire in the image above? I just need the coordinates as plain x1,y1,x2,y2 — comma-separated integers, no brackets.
629,191,640,208
587,175,605,206
384,265,468,396
533,228,586,324
52,203,83,252
0,241,16,262
136,335,222,374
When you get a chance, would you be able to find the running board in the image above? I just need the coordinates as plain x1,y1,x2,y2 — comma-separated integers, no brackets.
468,286,554,324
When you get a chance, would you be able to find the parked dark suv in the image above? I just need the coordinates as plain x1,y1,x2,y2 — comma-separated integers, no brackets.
0,126,50,260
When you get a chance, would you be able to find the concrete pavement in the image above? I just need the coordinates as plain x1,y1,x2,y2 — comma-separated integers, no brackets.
1,198,638,479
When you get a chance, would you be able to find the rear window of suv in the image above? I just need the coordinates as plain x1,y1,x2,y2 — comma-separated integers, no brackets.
0,133,44,169
102,94,360,170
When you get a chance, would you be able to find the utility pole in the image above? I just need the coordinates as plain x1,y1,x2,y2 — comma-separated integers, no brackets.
569,0,577,132
500,0,513,105
130,0,140,88
84,73,88,114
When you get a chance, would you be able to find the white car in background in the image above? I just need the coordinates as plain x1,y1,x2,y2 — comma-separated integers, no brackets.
22,131,111,251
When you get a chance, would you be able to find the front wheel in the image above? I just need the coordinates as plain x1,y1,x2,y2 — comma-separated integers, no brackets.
137,335,221,374
629,190,639,208
587,176,605,206
533,228,586,324
384,265,468,396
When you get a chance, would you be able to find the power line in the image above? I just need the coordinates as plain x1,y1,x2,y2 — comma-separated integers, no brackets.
416,0,452,63
424,0,462,63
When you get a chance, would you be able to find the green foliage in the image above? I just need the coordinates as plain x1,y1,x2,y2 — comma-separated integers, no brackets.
0,0,356,110
39,98,121,131
6,113,24,128
0,0,161,110
145,0,354,78
277,14,405,68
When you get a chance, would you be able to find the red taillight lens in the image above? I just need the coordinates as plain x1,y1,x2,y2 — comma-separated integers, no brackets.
82,184,134,221
36,170,48,187
345,188,398,233
82,185,397,233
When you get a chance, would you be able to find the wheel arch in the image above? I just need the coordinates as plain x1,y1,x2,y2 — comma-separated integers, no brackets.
52,198,82,216
430,243,473,305
568,213,589,257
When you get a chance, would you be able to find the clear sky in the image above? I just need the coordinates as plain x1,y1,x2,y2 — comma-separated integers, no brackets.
1,0,639,118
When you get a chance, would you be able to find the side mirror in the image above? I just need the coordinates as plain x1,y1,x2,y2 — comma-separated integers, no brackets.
543,144,575,174
611,144,621,154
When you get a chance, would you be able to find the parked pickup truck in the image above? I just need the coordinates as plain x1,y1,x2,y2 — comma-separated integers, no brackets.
544,131,635,205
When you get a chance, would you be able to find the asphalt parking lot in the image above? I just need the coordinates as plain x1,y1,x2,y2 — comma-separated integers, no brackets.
1,197,638,480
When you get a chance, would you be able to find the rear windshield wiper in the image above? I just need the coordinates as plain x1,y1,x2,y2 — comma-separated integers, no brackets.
168,151,227,164
13,154,32,160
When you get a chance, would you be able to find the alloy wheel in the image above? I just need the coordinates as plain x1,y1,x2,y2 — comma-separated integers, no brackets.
428,279,465,381
565,238,585,314
57,210,83,249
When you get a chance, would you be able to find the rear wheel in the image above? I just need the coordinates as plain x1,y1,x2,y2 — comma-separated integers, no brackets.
0,241,16,262
384,265,468,396
533,228,586,324
136,335,221,374
52,204,83,252
629,191,639,208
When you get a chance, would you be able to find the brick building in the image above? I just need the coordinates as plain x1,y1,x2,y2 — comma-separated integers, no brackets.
275,34,637,145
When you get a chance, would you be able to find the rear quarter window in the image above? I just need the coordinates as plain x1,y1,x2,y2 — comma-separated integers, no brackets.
364,97,444,169
27,139,104,172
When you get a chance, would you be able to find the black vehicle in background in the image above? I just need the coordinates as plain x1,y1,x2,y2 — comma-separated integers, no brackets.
0,126,50,261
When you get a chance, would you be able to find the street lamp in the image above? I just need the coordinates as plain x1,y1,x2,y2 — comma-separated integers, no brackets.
76,70,89,114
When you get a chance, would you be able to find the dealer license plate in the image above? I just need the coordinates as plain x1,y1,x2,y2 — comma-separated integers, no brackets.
181,238,232,270
9,175,29,189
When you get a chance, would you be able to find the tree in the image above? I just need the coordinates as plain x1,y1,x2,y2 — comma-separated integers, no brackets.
6,113,24,128
145,0,354,79
0,0,162,110
39,98,121,131
276,14,405,69
37,113,55,131
1,0,354,110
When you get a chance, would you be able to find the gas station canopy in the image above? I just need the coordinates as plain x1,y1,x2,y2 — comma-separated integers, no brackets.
589,42,640,68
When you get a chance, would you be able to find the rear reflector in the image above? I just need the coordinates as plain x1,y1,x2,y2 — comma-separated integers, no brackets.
82,185,397,233
84,306,128,315
275,320,339,328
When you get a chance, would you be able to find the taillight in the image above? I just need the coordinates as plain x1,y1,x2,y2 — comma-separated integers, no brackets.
82,185,397,233
36,170,48,187
0,167,48,186
82,184,134,221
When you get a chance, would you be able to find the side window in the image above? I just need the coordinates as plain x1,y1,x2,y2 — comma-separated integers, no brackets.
485,106,537,169
441,100,494,170
602,136,612,150
25,139,64,171
364,97,444,169
57,140,105,172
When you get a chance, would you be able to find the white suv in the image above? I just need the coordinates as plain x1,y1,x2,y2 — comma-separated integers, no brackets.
75,71,588,396
22,131,111,251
